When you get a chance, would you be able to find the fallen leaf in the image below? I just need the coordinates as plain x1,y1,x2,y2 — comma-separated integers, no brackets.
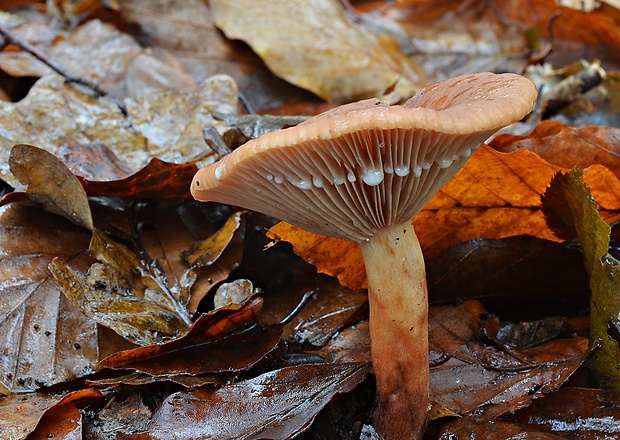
282,281,367,347
267,224,366,290
0,388,101,439
50,254,191,346
440,387,620,438
98,297,283,376
393,0,620,70
382,0,529,81
426,236,590,321
131,362,371,440
8,144,93,230
55,141,133,181
543,170,620,388
491,121,620,179
506,387,620,437
0,17,197,98
0,74,237,187
439,417,564,439
429,301,591,420
211,0,423,102
118,0,313,112
0,203,95,393
78,159,199,200
80,391,151,439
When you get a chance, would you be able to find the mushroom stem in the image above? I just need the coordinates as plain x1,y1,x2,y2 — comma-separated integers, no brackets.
359,220,428,440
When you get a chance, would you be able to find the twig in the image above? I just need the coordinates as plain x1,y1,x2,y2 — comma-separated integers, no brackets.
237,91,255,115
0,23,128,117
203,126,232,158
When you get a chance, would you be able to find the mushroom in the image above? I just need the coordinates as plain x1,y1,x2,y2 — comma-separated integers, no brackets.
191,72,537,439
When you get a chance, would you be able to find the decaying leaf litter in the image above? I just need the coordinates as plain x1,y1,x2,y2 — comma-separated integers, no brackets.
0,0,619,439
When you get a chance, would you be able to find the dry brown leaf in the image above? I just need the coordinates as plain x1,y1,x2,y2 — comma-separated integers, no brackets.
211,0,423,102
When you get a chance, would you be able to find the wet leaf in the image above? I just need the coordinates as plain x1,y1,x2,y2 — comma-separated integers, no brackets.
315,320,372,365
79,159,199,200
439,417,564,439
0,18,197,98
267,224,366,291
0,74,236,187
282,281,367,347
0,204,95,393
118,0,312,112
0,388,101,440
213,279,255,309
441,387,620,438
27,388,102,440
506,387,620,437
429,301,591,419
385,0,529,81
185,211,245,268
55,141,134,182
98,298,282,376
394,0,620,71
50,257,190,346
50,229,192,346
211,0,423,102
132,362,371,440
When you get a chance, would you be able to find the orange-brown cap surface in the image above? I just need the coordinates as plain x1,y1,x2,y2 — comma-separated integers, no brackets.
192,72,537,242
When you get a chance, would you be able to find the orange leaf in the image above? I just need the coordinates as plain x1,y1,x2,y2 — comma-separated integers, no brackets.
491,121,620,179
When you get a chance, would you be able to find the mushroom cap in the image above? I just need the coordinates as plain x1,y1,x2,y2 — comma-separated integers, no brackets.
192,72,537,242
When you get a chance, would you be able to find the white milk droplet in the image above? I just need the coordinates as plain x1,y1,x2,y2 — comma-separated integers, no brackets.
463,148,472,158
347,171,356,182
313,177,323,188
439,158,453,169
384,165,394,174
333,175,345,185
290,178,311,189
422,161,432,170
215,164,225,181
265,174,273,181
413,166,422,177
361,168,384,186
395,166,410,177
274,175,283,184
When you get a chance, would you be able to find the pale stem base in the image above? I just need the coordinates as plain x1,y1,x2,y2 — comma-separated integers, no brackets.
359,221,429,440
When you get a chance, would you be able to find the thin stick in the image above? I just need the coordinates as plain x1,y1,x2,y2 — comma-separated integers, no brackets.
0,23,128,116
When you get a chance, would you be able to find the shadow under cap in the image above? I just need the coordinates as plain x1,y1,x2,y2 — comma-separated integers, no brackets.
191,72,537,242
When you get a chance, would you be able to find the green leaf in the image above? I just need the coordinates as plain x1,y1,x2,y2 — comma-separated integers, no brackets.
543,169,620,388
